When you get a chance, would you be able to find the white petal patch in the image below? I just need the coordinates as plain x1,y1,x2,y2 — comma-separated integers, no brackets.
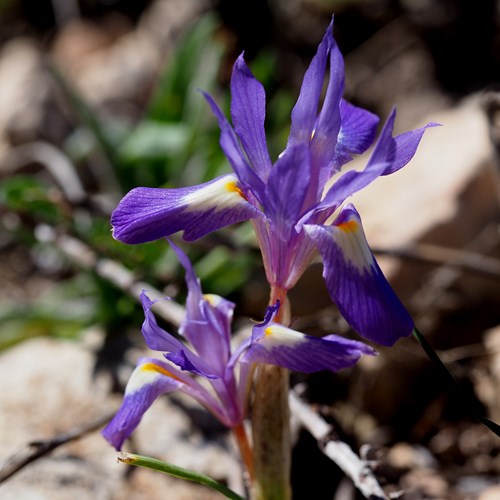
182,174,248,212
125,362,180,395
332,219,374,271
260,324,307,348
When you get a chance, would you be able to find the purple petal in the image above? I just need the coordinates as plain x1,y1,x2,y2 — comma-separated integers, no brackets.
243,322,376,373
333,99,380,170
299,109,436,224
264,143,311,238
310,29,345,183
101,358,184,450
230,55,272,179
288,20,330,147
168,241,233,371
305,205,414,346
102,358,228,449
381,120,440,176
140,291,220,377
202,91,266,201
111,174,263,244
140,291,186,352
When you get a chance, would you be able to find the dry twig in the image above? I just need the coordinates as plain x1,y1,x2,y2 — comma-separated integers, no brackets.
289,391,389,500
0,411,114,483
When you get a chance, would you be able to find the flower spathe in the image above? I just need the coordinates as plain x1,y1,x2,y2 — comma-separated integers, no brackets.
111,18,438,346
102,241,375,450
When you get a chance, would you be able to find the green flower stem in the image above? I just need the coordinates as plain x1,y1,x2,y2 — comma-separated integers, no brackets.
117,452,245,500
251,288,292,500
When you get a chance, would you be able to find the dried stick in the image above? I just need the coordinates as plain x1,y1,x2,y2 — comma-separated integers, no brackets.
372,242,500,280
0,411,114,483
37,224,186,326
288,391,388,500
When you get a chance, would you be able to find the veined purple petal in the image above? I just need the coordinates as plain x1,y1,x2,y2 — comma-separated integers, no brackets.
202,91,266,201
305,205,414,346
111,174,263,244
381,120,440,176
288,20,330,147
310,29,345,185
265,143,311,238
333,99,380,170
102,358,225,449
140,291,219,378
230,55,272,179
168,239,234,373
140,291,186,352
299,109,436,224
243,322,376,373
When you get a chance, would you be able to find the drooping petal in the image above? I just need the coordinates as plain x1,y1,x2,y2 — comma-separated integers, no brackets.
287,20,330,147
333,99,380,170
102,358,224,449
202,91,266,201
243,322,376,373
111,174,263,244
305,205,414,346
230,55,272,179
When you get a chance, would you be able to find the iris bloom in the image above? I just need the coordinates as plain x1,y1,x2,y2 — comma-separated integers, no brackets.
102,241,375,450
111,19,436,346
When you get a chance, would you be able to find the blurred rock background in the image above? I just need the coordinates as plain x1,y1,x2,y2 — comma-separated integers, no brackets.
0,0,499,498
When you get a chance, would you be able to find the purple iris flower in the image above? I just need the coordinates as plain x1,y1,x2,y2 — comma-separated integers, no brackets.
111,19,437,346
102,241,375,450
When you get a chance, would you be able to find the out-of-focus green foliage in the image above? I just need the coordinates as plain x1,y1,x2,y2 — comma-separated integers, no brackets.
2,11,295,351
0,274,97,351
0,176,63,225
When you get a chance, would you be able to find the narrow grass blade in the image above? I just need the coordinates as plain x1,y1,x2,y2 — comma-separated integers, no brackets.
117,452,245,500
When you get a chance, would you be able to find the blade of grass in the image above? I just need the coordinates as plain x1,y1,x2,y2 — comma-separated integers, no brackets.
117,452,245,500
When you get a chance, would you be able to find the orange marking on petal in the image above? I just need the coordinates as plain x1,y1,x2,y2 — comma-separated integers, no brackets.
264,327,273,336
337,220,358,232
226,181,247,201
141,362,182,382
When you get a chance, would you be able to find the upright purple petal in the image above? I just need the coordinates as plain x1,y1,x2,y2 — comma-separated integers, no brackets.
305,205,414,346
230,55,272,179
264,143,311,239
140,291,186,352
202,91,266,201
243,322,376,373
310,31,345,183
111,174,263,244
168,239,234,373
140,291,219,378
287,20,330,147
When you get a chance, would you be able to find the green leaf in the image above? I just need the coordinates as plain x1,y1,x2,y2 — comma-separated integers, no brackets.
0,175,61,223
117,452,245,500
118,121,190,163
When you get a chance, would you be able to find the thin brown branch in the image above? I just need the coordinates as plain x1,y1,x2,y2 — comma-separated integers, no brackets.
289,391,389,500
373,242,500,280
36,224,186,326
0,411,114,483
